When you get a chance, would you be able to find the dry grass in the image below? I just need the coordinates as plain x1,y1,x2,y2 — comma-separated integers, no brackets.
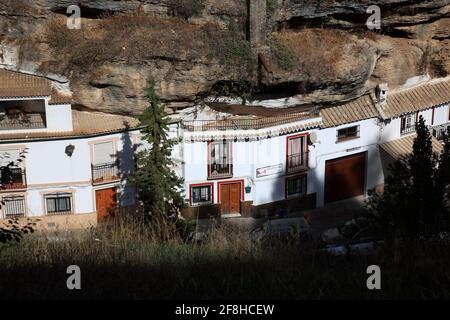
44,10,254,80
270,28,360,80
1,215,450,299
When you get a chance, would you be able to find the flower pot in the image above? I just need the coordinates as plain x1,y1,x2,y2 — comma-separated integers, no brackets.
245,186,252,194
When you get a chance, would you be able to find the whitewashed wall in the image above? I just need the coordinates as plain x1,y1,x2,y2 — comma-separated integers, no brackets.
0,130,139,218
181,117,386,208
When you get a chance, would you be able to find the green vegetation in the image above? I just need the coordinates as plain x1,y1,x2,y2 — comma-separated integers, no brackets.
130,80,185,218
269,35,296,71
367,116,450,239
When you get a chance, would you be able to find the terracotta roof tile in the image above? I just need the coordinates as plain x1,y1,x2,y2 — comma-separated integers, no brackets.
381,77,450,118
320,93,379,128
0,69,52,98
380,134,443,160
0,110,140,142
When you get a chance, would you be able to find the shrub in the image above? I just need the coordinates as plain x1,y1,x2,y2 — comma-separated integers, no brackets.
269,35,296,71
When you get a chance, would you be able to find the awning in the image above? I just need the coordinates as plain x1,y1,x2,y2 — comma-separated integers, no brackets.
379,134,443,160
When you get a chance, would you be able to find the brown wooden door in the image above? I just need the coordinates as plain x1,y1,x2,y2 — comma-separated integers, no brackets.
324,152,366,204
96,187,117,222
220,183,241,215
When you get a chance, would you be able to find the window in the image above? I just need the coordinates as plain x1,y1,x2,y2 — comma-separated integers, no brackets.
400,113,417,135
190,184,213,206
208,140,232,179
1,196,26,218
93,141,115,165
0,149,26,190
45,193,73,215
337,125,360,142
286,134,308,173
92,141,119,184
286,175,307,198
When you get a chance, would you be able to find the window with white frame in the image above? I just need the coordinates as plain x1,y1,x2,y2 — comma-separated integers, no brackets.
92,141,119,183
191,185,213,206
208,140,232,179
286,175,307,198
401,113,417,135
45,193,73,215
1,196,26,218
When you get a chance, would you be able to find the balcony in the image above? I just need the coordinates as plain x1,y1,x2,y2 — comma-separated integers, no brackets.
92,162,120,185
431,123,450,141
400,125,416,135
286,152,308,174
0,113,46,130
1,168,27,191
208,163,232,180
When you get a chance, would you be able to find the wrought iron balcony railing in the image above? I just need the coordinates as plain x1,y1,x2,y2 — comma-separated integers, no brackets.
1,167,27,190
286,152,308,174
91,162,120,184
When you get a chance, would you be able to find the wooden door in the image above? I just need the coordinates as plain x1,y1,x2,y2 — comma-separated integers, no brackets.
96,187,117,222
325,152,366,204
220,182,241,215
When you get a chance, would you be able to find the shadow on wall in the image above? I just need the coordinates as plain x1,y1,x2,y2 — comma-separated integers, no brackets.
116,121,138,208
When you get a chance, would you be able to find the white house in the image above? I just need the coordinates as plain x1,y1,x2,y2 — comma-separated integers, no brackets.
0,69,141,229
1,68,449,226
177,77,450,219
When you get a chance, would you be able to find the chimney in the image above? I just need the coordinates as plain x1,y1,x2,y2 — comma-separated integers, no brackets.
376,83,389,105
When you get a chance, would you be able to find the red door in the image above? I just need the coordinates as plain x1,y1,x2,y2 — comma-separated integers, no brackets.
220,183,241,215
324,152,366,204
96,187,117,222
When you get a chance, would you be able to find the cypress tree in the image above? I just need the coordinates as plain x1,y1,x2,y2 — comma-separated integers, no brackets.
130,80,185,218
409,115,438,236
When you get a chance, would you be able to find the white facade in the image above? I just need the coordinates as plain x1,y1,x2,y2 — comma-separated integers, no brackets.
1,69,449,223
0,131,138,219
178,101,450,215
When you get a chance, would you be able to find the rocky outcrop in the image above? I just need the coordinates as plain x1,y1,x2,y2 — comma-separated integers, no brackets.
0,0,449,114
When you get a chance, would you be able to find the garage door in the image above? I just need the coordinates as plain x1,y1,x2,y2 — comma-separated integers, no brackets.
324,152,366,204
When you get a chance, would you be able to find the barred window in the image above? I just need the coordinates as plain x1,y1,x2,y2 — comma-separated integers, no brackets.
45,193,72,215
1,196,26,218
286,175,307,198
191,185,212,205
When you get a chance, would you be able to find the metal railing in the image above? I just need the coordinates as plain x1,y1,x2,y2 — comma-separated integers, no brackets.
208,163,232,179
1,168,27,190
0,113,46,130
1,197,26,219
287,152,308,173
181,111,317,132
431,124,450,140
401,124,416,135
92,162,120,184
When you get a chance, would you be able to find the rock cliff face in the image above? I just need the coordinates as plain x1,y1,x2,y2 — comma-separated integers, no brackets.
0,0,449,114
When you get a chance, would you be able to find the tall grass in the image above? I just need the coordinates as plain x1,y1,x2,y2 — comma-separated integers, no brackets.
1,216,450,299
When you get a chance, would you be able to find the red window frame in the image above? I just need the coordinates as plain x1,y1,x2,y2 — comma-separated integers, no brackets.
207,140,233,180
285,174,308,199
189,182,214,206
286,133,309,174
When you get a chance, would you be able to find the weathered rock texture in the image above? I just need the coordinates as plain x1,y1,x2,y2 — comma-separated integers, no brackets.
0,0,449,114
